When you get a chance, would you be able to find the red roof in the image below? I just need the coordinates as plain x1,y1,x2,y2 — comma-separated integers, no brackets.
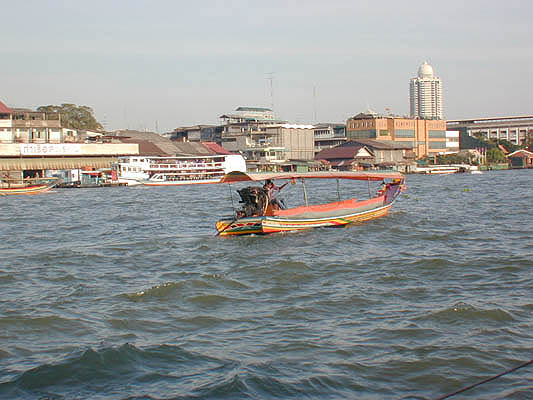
202,142,232,155
507,149,533,158
0,100,12,114
498,144,509,154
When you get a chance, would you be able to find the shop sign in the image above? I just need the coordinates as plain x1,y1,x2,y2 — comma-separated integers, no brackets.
21,143,83,155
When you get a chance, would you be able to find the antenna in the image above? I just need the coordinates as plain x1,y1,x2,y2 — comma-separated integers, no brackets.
266,72,274,111
313,85,317,122
123,106,129,130
102,114,108,132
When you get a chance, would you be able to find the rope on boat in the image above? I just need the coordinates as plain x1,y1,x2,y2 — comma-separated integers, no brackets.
401,359,532,400
433,359,532,400
215,183,238,236
301,178,308,206
228,182,236,216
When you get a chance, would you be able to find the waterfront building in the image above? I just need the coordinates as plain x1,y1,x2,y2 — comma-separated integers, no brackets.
219,106,315,168
112,130,224,157
220,106,275,124
0,102,63,143
346,109,448,159
445,130,460,153
313,123,347,155
219,106,283,155
507,149,533,168
0,100,138,179
238,123,315,163
409,61,443,120
315,139,416,172
168,125,220,143
314,142,374,171
447,115,533,147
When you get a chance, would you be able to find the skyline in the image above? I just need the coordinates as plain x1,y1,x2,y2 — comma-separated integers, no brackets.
1,0,532,132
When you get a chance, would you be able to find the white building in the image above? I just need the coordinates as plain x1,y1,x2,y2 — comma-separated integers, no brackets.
445,130,460,152
410,61,443,120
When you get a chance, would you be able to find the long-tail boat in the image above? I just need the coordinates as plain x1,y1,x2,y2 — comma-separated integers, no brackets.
0,177,60,196
216,171,405,236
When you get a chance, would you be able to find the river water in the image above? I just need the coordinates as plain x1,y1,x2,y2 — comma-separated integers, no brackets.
0,170,531,400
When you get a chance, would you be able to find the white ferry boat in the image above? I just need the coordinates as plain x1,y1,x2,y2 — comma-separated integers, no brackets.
116,154,246,186
415,165,470,175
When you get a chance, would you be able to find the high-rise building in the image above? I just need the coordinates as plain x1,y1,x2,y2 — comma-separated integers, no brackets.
410,61,443,120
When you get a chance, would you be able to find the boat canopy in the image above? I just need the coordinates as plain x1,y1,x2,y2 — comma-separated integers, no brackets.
220,171,404,183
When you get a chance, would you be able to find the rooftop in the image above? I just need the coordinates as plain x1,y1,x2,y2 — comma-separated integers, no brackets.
235,107,272,112
352,139,413,150
447,115,533,124
315,141,368,160
0,100,12,114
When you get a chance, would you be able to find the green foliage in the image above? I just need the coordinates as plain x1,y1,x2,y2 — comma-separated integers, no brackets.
37,104,103,130
486,147,506,163
436,153,469,164
490,139,521,153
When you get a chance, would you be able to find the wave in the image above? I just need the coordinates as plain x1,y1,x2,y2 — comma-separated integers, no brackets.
0,343,233,399
0,315,86,332
187,294,234,308
419,302,515,323
122,280,215,302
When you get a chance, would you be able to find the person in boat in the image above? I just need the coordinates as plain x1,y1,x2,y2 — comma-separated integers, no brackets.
264,179,288,210
376,180,386,197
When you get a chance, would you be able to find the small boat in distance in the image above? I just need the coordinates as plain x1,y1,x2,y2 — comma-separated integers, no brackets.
216,171,405,236
415,165,461,174
415,164,482,175
0,177,60,196
116,154,246,186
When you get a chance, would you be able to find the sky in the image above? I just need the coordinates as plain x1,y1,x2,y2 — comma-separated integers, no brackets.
1,0,531,132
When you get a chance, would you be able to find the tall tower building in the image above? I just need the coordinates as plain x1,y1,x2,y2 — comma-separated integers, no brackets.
410,61,443,120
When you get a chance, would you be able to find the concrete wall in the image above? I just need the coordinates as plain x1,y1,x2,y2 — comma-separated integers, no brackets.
280,127,315,160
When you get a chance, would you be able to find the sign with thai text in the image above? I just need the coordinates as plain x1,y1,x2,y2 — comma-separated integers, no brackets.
20,143,83,155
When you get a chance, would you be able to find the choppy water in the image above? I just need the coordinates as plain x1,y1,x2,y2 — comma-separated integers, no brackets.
0,170,531,400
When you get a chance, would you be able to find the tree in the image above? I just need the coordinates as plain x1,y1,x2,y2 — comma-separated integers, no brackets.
486,147,506,163
37,104,103,130
437,153,469,164
491,138,521,153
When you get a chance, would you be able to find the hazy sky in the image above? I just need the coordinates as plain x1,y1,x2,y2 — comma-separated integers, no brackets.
2,0,531,132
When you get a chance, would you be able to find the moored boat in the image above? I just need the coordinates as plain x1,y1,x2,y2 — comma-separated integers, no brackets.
116,154,246,186
216,171,405,236
0,177,60,196
415,165,461,174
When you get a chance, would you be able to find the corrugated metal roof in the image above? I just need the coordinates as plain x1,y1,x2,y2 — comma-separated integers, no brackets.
202,142,232,155
315,142,366,160
0,157,118,171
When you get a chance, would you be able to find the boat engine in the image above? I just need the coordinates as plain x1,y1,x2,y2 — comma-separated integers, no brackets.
237,186,269,217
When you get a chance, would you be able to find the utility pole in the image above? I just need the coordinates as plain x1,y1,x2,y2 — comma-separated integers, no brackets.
266,72,274,111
